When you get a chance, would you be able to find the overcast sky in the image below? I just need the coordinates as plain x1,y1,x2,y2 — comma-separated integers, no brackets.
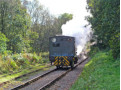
40,0,87,15
28,0,89,17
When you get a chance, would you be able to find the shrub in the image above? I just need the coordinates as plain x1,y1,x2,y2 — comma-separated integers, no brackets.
42,58,49,63
0,52,48,74
109,33,120,59
10,60,18,70
88,46,99,57
0,32,8,54
40,52,49,58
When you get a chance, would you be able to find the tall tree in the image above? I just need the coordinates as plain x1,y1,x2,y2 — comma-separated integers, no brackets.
24,0,73,53
87,0,120,58
0,0,31,53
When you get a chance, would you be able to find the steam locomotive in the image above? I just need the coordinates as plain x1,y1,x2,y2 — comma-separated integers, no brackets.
49,35,78,69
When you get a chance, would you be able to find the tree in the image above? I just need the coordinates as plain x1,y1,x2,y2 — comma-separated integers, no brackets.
24,0,73,53
87,0,120,58
58,13,73,24
0,0,31,53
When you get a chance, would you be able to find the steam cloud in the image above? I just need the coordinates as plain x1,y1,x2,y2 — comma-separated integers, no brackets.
61,0,92,55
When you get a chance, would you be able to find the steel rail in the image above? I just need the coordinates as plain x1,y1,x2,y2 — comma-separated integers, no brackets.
11,68,57,90
0,65,52,87
39,57,88,90
11,57,88,90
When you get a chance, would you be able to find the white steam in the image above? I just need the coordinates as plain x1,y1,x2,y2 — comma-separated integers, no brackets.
61,0,92,55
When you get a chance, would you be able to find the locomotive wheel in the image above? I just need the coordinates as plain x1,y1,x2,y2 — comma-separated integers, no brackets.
71,61,74,70
56,66,60,69
74,60,77,64
74,57,78,64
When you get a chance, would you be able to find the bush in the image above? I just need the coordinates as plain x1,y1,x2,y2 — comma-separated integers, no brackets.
109,33,120,59
10,60,18,70
0,52,49,74
40,52,49,58
88,46,99,57
0,32,8,54
32,53,42,63
42,58,49,63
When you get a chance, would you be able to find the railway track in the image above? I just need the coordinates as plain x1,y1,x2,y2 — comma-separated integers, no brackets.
0,65,52,87
11,57,88,90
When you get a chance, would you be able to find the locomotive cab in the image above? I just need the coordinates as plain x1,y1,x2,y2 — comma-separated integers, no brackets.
49,36,78,69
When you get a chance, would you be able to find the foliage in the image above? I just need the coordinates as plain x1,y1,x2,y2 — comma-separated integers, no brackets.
40,52,49,63
0,32,8,53
87,0,120,58
109,33,120,58
40,52,49,58
88,46,99,56
0,64,48,84
58,13,73,24
0,52,49,74
70,51,120,90
0,0,31,53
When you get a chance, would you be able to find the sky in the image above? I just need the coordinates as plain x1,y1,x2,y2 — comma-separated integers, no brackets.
28,0,89,17
28,0,92,54
39,0,90,24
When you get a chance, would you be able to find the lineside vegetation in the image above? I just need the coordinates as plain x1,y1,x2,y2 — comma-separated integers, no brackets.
70,51,120,90
71,0,120,89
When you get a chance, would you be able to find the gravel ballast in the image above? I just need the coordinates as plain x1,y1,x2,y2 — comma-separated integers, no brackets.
46,58,89,90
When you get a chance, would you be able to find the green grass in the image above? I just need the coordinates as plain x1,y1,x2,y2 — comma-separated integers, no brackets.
0,64,49,83
70,51,120,90
0,52,50,83
0,52,50,74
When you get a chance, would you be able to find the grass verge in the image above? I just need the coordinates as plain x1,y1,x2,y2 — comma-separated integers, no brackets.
0,52,50,83
70,51,120,90
0,64,49,83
